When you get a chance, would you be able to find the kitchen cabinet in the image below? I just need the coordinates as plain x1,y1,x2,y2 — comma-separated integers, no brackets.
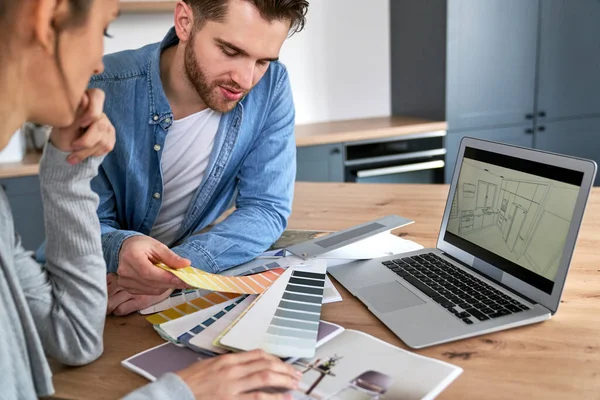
534,117,600,186
0,176,45,251
390,0,600,184
296,144,344,182
445,0,539,131
473,214,483,230
444,125,534,183
536,0,600,120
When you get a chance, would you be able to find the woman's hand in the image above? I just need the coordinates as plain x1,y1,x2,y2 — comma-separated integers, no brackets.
49,88,115,164
176,349,301,399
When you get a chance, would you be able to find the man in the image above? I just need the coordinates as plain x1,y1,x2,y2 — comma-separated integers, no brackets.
93,0,308,315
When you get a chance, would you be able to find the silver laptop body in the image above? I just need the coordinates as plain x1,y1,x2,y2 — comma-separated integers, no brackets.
329,137,597,348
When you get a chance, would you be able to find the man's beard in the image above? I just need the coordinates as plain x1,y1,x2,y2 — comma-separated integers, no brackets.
184,35,247,113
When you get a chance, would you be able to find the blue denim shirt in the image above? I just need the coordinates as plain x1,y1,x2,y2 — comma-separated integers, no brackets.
86,29,295,274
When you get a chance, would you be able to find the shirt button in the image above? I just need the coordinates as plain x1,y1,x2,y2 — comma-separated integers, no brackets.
154,144,161,151
153,115,159,121
153,192,161,199
165,118,171,124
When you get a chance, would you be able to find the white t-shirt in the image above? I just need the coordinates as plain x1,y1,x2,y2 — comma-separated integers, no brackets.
150,109,222,245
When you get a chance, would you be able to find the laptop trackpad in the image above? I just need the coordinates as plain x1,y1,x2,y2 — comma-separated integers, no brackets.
356,281,425,313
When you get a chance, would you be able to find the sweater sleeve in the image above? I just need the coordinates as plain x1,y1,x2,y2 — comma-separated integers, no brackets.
121,373,195,400
13,143,107,365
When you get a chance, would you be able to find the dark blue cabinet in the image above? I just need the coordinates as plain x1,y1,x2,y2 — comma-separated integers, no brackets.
535,118,600,186
446,0,539,130
0,176,45,251
537,0,600,121
445,126,534,183
390,0,600,185
296,144,344,182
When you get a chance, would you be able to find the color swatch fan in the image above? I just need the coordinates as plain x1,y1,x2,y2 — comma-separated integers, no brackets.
218,260,327,358
183,295,257,355
155,263,285,294
154,296,244,344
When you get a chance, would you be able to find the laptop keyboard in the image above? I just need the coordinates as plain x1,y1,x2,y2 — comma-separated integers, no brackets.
382,253,530,325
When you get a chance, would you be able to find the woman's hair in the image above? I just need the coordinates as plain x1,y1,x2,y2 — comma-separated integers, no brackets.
66,0,94,25
0,0,95,115
0,0,93,29
0,0,94,66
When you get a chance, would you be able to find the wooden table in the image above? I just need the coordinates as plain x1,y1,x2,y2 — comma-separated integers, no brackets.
51,183,600,399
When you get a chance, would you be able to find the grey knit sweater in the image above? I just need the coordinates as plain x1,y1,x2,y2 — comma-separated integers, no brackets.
0,144,193,400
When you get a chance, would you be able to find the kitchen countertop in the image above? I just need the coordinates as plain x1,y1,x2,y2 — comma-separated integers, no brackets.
295,116,447,147
0,151,42,179
0,117,448,179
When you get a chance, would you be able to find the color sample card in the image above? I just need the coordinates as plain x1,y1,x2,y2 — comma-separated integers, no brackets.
145,291,240,325
182,295,256,355
322,275,343,304
212,293,264,351
121,342,211,382
155,263,285,294
218,261,327,358
141,262,286,315
154,297,242,342
263,269,326,358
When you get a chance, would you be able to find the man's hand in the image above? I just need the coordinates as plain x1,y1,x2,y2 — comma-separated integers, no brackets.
117,235,190,295
49,89,115,164
106,274,173,315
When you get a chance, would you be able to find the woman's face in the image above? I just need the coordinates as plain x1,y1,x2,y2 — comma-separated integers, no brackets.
27,0,119,127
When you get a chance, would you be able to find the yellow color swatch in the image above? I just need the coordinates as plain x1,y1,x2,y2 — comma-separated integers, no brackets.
145,291,239,325
145,267,285,325
155,264,285,294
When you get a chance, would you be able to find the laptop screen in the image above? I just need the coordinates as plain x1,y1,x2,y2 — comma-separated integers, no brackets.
443,147,584,295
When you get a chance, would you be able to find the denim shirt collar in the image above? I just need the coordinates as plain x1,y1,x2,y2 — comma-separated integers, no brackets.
146,28,179,130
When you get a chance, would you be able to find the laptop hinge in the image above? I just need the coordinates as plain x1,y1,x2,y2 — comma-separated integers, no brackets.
441,252,539,306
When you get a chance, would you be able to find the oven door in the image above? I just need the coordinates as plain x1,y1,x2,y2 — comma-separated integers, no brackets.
344,133,446,184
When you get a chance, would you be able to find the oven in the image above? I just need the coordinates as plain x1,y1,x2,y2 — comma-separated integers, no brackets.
344,131,446,184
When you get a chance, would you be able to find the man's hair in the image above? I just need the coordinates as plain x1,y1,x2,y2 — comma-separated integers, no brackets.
183,0,309,35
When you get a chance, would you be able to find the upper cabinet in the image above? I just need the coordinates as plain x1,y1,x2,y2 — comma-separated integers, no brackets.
536,0,600,121
446,0,539,130
390,0,600,184
391,0,600,129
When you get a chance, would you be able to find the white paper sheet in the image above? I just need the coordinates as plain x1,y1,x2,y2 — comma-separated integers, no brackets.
317,232,423,260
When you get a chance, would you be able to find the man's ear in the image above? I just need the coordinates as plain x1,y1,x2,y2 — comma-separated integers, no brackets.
174,1,195,43
32,0,70,55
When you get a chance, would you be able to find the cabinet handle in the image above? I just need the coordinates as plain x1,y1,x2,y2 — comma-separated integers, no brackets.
538,111,546,117
356,160,445,178
525,113,534,120
330,147,341,155
525,128,534,134
538,126,546,132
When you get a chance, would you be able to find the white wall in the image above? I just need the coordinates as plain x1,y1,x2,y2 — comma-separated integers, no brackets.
105,0,391,124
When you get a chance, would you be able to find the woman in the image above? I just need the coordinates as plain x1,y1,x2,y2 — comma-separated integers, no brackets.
0,0,300,399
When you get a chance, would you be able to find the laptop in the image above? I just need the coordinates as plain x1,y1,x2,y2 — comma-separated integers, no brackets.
329,137,597,349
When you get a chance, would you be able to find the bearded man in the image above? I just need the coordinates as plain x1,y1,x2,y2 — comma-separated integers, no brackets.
62,0,308,314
